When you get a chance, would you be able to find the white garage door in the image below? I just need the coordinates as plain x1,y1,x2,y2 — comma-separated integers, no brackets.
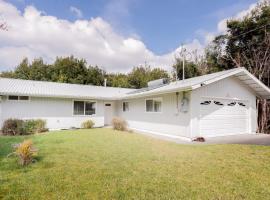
199,98,249,137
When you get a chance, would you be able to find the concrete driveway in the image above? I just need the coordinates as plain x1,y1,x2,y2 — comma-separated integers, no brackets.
135,130,270,146
204,134,270,146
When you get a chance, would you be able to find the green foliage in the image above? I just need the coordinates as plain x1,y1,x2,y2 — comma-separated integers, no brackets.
23,119,47,134
2,119,47,135
0,56,169,89
128,66,169,88
1,129,270,199
81,120,95,129
206,0,270,78
2,119,24,136
106,73,130,88
172,58,201,80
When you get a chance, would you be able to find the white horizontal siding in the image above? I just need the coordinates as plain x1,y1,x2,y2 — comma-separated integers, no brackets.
116,92,191,138
190,77,257,137
0,96,105,129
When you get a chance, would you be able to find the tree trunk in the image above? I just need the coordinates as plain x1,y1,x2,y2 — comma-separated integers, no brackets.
257,99,270,134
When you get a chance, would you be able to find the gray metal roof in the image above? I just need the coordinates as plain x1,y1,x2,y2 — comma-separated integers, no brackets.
0,67,269,100
0,78,135,100
122,68,270,99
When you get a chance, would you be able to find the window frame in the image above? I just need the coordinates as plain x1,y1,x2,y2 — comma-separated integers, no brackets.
145,97,162,113
72,100,97,116
8,95,30,101
122,101,129,112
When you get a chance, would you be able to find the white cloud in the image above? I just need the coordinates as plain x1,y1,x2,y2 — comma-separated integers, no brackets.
0,0,259,74
199,1,259,45
70,6,83,18
0,0,200,73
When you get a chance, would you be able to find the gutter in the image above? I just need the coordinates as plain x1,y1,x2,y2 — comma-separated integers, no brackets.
120,86,193,100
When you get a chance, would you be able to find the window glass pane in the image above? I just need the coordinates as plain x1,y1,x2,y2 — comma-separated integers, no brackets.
146,100,153,112
85,102,96,115
8,96,18,100
154,100,162,112
19,96,29,100
74,101,84,115
123,102,129,112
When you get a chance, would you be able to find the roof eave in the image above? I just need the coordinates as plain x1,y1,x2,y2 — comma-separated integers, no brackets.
0,92,119,101
120,86,193,100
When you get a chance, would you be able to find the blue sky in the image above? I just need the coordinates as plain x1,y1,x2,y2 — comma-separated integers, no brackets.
8,0,257,54
0,0,258,72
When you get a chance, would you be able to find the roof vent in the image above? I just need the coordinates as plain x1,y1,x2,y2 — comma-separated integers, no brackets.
147,78,169,88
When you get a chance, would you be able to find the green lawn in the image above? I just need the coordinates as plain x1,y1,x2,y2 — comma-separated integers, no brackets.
0,129,270,200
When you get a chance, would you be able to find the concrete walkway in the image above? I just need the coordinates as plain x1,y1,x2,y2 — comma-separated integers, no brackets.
204,134,270,146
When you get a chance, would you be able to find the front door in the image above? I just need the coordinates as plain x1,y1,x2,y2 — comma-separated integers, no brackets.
104,102,113,125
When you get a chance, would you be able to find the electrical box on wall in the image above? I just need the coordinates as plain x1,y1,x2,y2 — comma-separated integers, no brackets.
180,97,189,113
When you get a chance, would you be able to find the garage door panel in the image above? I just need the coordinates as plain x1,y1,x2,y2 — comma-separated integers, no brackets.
200,98,249,137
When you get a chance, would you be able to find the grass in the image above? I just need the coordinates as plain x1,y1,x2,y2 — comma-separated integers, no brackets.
0,128,270,200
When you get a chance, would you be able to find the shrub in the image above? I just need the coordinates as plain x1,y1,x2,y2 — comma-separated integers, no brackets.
81,120,95,129
8,140,38,166
111,117,128,131
23,119,47,134
2,119,47,136
2,119,24,136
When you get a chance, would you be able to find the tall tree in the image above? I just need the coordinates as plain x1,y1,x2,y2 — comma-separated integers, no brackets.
128,66,169,89
51,56,88,84
106,73,130,88
85,66,105,86
172,58,201,80
208,0,270,82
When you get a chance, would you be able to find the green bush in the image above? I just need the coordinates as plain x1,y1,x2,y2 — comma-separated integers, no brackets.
111,117,128,131
23,119,47,134
2,119,24,136
2,119,47,136
81,120,95,129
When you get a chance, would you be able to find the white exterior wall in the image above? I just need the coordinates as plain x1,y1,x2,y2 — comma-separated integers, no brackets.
190,77,257,138
116,92,191,138
0,96,105,129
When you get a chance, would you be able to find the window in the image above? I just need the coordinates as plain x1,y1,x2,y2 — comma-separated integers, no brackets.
228,102,236,106
8,96,18,100
123,102,129,112
8,96,29,101
200,101,211,105
85,102,96,115
238,102,246,107
73,101,85,115
146,98,162,112
19,96,29,100
73,101,96,115
214,101,224,106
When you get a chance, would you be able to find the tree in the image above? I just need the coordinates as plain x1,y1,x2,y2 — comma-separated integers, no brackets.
106,73,130,88
128,66,169,89
85,66,105,86
51,56,88,84
207,0,270,133
172,58,201,80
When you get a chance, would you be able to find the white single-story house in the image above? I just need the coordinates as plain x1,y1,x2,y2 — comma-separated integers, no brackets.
0,67,269,140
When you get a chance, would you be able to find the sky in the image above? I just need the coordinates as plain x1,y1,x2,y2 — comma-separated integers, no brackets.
0,0,259,73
